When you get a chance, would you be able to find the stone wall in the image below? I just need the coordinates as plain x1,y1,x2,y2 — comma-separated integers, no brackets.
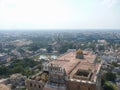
25,79,44,90
66,80,96,90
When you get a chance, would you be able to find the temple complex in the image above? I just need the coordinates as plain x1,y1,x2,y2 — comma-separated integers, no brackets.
26,49,102,90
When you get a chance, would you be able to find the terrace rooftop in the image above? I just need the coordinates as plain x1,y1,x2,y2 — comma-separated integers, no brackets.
46,50,100,82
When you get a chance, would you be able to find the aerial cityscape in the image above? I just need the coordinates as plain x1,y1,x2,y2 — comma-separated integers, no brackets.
0,30,119,90
0,0,120,90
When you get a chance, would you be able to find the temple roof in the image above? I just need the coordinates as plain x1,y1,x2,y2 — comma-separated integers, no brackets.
76,49,83,55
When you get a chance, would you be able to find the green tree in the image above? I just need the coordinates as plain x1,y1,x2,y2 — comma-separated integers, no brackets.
112,62,118,67
101,78,106,86
105,72,116,82
0,58,39,77
103,82,117,90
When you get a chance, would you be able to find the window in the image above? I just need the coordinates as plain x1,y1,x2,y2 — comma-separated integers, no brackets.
39,85,41,88
77,85,80,90
30,83,32,87
34,84,36,87
88,88,91,90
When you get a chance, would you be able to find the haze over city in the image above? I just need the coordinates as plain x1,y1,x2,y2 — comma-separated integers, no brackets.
0,0,120,90
0,0,120,30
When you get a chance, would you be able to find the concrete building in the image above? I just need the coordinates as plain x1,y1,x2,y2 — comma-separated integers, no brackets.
9,74,26,86
4,74,27,90
0,53,7,62
26,49,102,90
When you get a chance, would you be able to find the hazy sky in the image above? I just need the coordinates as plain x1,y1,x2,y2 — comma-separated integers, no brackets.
0,0,120,30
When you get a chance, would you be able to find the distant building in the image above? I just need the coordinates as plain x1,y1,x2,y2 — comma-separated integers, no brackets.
39,48,47,54
0,53,7,62
112,67,120,73
0,43,3,49
9,74,26,85
97,40,107,45
67,49,76,53
26,49,102,90
3,74,27,90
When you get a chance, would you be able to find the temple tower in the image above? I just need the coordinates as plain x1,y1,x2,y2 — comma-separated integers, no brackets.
76,49,84,59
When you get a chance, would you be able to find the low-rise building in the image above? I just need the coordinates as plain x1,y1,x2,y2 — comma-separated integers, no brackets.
6,74,27,90
0,53,7,62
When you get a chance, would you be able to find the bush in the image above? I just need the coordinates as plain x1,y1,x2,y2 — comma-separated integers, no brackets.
103,82,117,90
105,72,116,82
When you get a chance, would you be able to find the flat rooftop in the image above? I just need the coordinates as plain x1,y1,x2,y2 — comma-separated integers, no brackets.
0,54,4,57
29,71,48,82
0,84,10,90
47,50,100,81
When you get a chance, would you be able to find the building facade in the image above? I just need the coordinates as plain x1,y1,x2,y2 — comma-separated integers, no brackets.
26,49,102,90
